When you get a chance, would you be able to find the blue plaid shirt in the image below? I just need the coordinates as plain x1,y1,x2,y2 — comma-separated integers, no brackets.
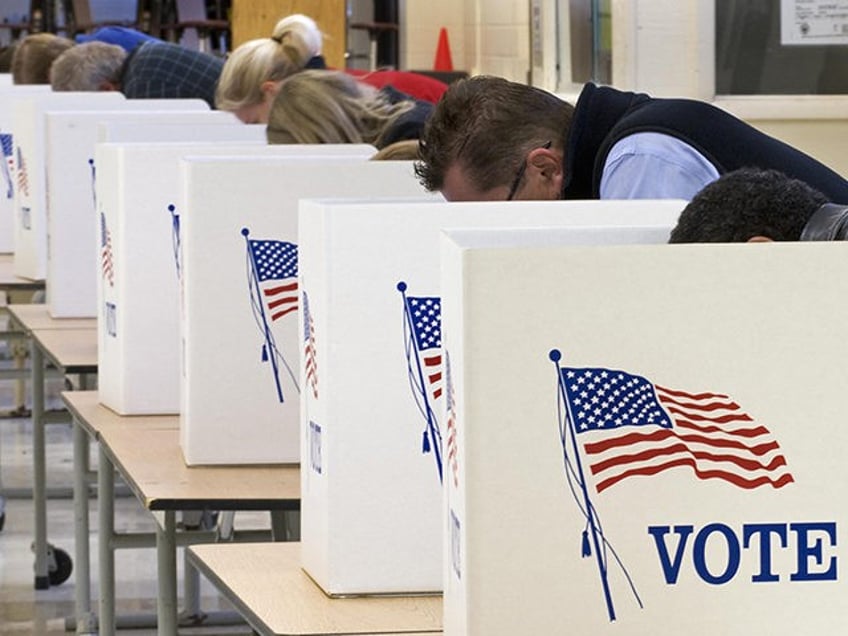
120,41,223,108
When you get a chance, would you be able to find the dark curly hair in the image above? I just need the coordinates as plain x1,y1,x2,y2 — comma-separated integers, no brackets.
669,168,828,243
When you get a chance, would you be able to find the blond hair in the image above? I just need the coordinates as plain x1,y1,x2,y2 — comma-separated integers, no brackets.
11,33,74,84
266,70,414,147
215,13,323,112
49,41,127,91
371,139,420,161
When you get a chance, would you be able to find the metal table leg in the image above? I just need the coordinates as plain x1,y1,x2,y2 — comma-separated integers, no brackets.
31,339,48,589
98,444,115,635
73,418,96,633
157,510,178,636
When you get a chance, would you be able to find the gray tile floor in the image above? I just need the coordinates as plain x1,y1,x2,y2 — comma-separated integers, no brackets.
0,371,259,634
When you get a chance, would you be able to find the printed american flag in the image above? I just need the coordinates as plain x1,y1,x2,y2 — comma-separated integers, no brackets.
445,352,459,488
100,212,114,287
560,367,794,494
247,239,298,321
1,134,13,200
15,146,28,198
407,296,442,401
303,290,318,399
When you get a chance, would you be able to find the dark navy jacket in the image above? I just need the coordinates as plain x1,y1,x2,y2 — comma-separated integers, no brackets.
562,83,848,203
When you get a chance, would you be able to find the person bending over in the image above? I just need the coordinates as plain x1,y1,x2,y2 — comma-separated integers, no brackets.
669,167,848,243
414,75,848,204
266,70,432,149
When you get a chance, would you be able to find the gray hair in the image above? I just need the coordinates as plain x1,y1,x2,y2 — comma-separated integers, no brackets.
50,41,126,91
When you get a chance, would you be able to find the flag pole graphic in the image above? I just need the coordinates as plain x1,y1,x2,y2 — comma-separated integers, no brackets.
398,281,443,482
168,204,181,279
550,349,616,622
243,227,285,402
89,158,97,208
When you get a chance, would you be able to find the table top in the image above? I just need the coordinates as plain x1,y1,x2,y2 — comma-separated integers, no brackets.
0,255,44,290
188,542,442,636
7,303,97,333
31,327,98,374
62,391,300,511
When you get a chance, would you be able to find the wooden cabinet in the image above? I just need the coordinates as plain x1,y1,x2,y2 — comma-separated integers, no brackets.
231,0,346,69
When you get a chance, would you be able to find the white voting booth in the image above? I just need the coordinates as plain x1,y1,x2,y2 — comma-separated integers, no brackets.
439,232,848,635
97,121,267,144
12,92,129,280
96,144,375,417
0,84,50,253
45,104,238,317
179,157,428,466
296,198,686,596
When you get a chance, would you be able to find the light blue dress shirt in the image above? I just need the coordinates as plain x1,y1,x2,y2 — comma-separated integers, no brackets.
599,132,721,200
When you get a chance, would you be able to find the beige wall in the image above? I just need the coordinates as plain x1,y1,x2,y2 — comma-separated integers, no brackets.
397,0,847,179
402,0,530,81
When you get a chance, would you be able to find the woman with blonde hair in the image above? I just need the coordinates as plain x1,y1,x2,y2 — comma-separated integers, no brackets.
266,69,432,149
215,13,324,123
217,13,448,124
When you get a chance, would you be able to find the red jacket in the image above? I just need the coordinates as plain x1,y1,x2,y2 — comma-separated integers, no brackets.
346,69,448,104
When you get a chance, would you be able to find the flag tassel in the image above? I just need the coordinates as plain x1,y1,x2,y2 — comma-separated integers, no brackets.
261,344,268,362
582,529,591,557
422,430,431,453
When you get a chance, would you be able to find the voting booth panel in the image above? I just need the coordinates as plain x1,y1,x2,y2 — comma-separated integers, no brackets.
180,158,426,466
11,92,129,280
96,144,375,416
97,121,267,144
0,85,50,254
45,104,231,317
439,233,848,635
296,199,686,596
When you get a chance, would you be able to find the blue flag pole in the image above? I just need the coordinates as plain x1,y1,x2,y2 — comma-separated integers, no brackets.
168,204,181,280
398,281,443,482
243,228,285,402
550,349,616,622
88,158,97,208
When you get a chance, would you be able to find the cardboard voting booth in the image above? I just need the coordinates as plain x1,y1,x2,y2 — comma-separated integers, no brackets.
0,84,50,254
296,199,686,596
12,92,130,280
45,104,231,317
179,158,428,466
95,144,375,416
439,232,848,635
97,121,267,144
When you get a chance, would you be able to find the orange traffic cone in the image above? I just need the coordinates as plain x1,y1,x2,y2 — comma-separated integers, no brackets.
433,27,454,72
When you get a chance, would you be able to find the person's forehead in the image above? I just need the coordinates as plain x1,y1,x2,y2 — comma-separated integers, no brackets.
442,163,505,202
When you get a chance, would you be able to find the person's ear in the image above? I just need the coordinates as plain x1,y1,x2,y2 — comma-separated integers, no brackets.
747,235,774,243
261,80,282,101
525,146,564,200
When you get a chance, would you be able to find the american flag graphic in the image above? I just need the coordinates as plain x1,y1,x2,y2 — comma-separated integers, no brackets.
15,146,28,198
303,290,318,399
406,296,442,401
247,238,298,321
398,282,444,481
445,352,459,488
100,212,114,287
1,133,13,200
560,366,794,494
